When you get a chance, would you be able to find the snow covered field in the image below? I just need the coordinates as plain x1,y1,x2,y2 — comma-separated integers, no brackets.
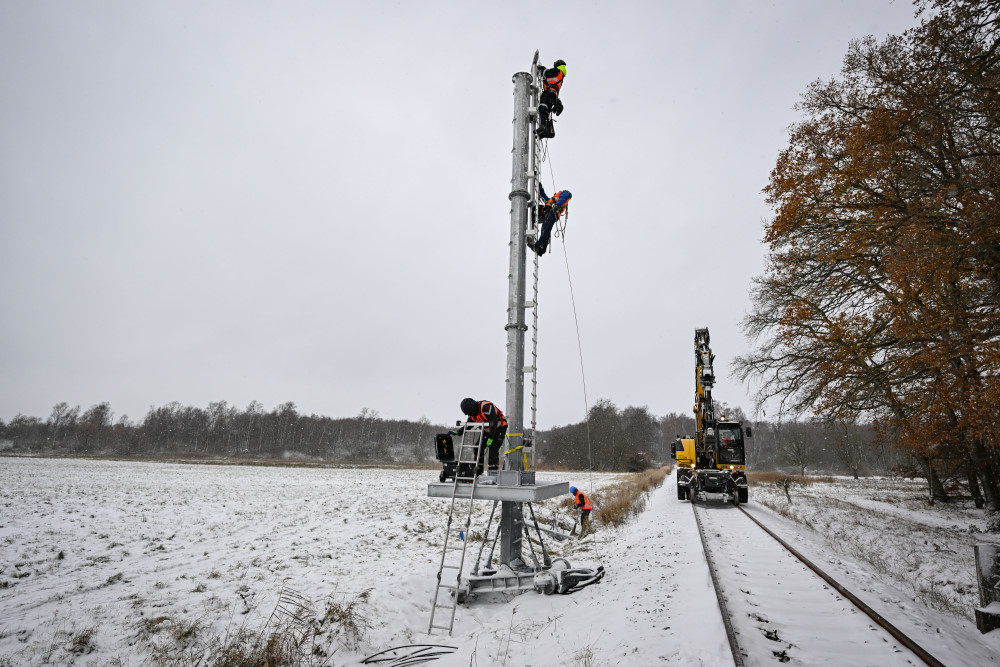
750,475,1000,622
1,457,999,666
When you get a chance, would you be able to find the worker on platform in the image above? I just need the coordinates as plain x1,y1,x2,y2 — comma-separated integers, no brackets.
528,183,571,256
536,59,566,139
460,398,508,476
569,486,593,537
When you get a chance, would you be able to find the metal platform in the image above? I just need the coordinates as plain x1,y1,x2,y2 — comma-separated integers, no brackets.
427,472,568,502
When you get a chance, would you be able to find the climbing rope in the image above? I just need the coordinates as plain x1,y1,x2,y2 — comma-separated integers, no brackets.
541,142,604,565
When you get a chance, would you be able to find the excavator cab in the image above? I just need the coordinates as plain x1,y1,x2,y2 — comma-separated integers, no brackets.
715,423,746,467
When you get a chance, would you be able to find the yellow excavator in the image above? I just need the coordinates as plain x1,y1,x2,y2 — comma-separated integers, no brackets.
671,327,751,504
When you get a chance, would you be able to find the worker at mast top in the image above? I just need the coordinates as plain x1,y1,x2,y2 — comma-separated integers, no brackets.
536,59,566,139
544,59,566,94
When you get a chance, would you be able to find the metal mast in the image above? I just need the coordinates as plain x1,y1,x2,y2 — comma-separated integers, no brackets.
427,54,587,617
504,70,531,472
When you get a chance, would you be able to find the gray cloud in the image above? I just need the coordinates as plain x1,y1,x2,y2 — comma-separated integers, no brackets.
0,0,919,427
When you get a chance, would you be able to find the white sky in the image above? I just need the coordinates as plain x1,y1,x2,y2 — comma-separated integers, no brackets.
0,1,922,428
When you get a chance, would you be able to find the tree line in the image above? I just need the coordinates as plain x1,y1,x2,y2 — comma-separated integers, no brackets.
0,398,954,487
0,401,444,463
736,0,1000,513
1,399,674,470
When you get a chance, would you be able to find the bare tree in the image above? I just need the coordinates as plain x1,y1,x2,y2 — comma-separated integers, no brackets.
780,421,815,476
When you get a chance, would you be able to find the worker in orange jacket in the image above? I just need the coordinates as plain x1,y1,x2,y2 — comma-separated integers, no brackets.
536,59,566,139
569,486,592,537
460,398,507,475
528,183,571,256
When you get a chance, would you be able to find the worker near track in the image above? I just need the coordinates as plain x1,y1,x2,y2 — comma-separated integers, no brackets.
569,486,592,537
459,398,507,475
528,183,571,256
537,59,566,139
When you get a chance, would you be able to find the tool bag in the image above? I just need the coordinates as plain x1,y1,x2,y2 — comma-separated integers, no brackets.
435,433,455,462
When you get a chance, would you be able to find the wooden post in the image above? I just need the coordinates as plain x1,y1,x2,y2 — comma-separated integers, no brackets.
974,544,1000,634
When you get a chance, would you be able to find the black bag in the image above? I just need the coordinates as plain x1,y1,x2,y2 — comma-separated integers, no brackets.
435,433,455,462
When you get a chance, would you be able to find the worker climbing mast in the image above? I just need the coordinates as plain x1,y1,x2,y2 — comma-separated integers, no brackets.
426,52,601,637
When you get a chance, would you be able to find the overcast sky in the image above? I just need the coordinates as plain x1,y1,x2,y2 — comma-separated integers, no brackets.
0,1,921,429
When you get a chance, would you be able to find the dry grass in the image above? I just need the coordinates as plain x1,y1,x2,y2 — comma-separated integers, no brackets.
583,466,670,530
141,586,374,666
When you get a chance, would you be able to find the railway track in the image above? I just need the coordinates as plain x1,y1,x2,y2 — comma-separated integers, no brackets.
692,501,947,667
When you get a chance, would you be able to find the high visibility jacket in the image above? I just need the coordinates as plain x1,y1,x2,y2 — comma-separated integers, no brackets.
574,489,592,511
467,401,507,442
544,65,566,94
546,190,572,217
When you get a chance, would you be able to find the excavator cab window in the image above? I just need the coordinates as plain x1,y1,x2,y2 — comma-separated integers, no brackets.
716,425,745,465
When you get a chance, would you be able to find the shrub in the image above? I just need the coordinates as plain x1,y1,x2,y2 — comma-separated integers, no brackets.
589,466,669,529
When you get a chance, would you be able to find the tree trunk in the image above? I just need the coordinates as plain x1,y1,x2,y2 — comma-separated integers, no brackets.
968,465,985,509
969,438,1000,511
917,455,949,503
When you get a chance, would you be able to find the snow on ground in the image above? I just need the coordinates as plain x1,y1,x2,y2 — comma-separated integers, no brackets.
1,458,999,666
750,476,1000,621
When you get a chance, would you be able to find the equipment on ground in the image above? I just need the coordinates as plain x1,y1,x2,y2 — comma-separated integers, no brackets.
671,328,752,505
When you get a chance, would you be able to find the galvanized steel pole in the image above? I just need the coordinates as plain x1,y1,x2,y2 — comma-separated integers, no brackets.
499,71,531,567
505,71,531,470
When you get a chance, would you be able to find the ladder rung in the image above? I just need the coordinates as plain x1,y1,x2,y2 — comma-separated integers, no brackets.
441,564,461,569
430,624,453,631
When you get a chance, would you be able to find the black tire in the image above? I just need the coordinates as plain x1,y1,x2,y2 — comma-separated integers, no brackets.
688,483,697,502
739,488,749,504
677,483,686,500
732,488,740,506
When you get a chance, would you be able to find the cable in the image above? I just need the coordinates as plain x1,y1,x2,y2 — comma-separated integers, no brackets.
541,139,603,564
559,224,605,567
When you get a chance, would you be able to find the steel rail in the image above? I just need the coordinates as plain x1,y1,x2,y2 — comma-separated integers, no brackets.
735,505,946,667
691,503,746,667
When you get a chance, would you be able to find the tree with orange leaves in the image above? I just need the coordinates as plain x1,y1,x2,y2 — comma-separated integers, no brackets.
737,0,1000,516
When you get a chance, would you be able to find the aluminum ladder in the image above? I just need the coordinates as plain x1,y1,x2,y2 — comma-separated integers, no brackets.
522,56,547,469
427,425,485,635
